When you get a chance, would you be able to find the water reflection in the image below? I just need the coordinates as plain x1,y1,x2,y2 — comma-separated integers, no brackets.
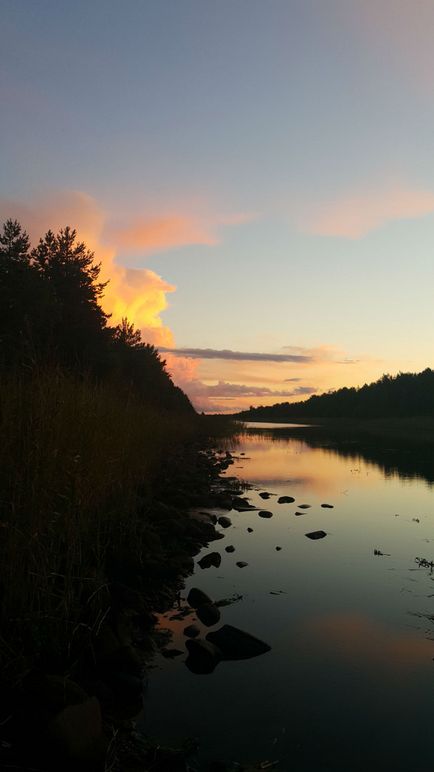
144,425,434,771
244,422,434,486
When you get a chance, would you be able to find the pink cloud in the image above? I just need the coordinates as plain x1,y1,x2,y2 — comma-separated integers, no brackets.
303,180,434,238
109,215,218,254
108,209,256,256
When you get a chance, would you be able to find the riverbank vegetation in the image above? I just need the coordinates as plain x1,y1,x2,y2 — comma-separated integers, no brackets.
0,218,240,769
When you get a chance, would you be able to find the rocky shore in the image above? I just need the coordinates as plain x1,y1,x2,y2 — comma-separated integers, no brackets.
0,442,254,772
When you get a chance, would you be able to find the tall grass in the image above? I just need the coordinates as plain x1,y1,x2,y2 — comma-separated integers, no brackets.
0,368,200,676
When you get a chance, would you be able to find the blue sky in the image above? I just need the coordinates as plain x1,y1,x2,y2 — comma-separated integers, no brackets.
2,0,434,410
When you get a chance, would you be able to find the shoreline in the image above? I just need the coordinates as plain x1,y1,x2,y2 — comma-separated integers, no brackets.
0,439,245,772
241,416,434,445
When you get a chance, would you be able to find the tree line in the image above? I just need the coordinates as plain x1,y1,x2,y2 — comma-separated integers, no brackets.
0,218,193,412
237,369,434,421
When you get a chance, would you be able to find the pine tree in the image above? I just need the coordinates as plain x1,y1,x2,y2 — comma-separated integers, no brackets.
31,227,109,366
0,219,42,365
0,219,30,267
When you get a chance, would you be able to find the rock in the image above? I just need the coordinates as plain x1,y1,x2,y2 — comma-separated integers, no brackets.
277,496,295,504
198,551,222,569
259,492,271,499
218,516,232,528
321,503,334,508
294,511,305,516
298,504,311,509
48,696,106,763
275,546,282,551
206,625,271,660
232,496,255,511
190,510,215,524
225,545,235,553
161,648,183,658
185,639,222,674
258,510,273,518
247,527,253,533
196,603,221,626
305,530,327,540
187,587,213,608
236,561,248,568
184,624,200,638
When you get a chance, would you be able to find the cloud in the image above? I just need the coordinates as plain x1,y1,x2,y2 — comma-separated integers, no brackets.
159,347,315,363
109,215,218,254
184,380,316,399
0,190,176,346
302,180,434,238
108,209,256,256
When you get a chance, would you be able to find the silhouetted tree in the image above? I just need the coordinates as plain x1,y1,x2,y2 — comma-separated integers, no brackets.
238,368,434,421
0,218,194,413
0,219,30,266
0,219,45,365
113,317,142,348
31,227,109,366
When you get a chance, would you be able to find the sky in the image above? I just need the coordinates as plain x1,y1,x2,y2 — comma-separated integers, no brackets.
1,0,434,412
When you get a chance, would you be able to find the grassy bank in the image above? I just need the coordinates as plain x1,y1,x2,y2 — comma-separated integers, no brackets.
0,369,237,680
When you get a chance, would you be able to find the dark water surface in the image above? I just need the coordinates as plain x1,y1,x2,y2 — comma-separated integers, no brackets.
143,425,434,771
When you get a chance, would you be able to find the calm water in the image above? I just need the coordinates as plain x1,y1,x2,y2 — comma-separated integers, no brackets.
143,425,434,771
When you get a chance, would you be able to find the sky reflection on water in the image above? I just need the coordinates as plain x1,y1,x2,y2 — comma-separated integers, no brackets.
144,427,434,771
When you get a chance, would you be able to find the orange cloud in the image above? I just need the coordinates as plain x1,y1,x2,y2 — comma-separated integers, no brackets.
303,180,434,238
0,191,175,346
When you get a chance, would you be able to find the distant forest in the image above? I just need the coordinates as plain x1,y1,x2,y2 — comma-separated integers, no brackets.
0,218,192,412
236,369,434,421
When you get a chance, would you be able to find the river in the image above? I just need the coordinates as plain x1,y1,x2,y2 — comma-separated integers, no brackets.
143,423,434,771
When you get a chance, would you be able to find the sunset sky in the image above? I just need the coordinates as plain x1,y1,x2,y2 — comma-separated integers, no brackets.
2,0,434,412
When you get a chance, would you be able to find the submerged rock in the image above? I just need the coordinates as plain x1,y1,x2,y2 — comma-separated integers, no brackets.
259,492,271,499
196,603,221,627
206,625,271,660
198,551,222,569
184,624,200,638
277,496,295,504
258,510,273,518
236,561,248,568
321,503,334,508
305,530,327,540
247,527,253,533
185,638,222,674
298,504,311,509
218,516,232,528
225,545,235,553
187,587,213,608
275,546,282,551
294,511,305,516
